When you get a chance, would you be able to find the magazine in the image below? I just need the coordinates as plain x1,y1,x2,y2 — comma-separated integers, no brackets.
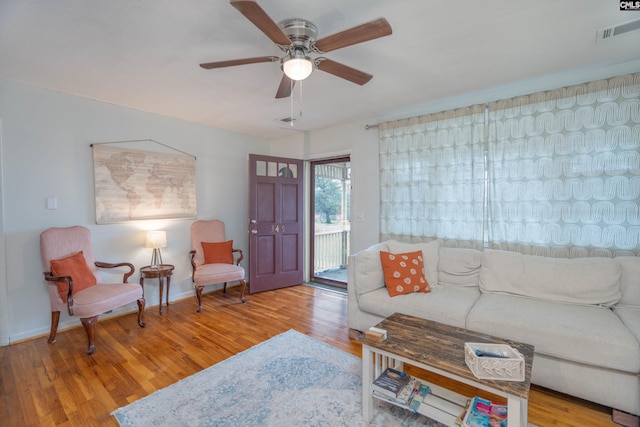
462,396,507,427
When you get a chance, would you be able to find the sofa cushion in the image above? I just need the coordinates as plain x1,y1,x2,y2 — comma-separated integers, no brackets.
480,249,621,306
380,250,430,296
615,307,640,345
354,241,388,297
387,240,439,287
466,294,640,374
617,256,640,308
357,285,480,329
438,247,482,287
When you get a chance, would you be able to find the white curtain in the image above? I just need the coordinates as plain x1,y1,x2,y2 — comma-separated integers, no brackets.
487,73,640,257
379,105,486,249
379,72,640,257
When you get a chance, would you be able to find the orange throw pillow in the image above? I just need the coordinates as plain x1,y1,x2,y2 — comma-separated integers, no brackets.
50,251,97,302
202,240,234,264
379,250,430,297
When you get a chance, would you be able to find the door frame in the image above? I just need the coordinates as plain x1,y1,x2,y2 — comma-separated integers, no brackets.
308,155,351,287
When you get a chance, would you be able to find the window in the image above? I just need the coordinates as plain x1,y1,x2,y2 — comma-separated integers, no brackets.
380,72,640,257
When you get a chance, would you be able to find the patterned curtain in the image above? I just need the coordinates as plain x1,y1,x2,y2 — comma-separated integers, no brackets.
379,105,486,249
487,73,640,257
379,72,640,257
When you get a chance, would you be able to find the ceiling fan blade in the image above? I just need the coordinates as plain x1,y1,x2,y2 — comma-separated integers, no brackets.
316,58,373,85
200,56,278,69
314,17,392,53
230,0,292,46
275,74,295,98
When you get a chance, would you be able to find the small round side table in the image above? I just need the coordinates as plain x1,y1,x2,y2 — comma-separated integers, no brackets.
140,264,175,315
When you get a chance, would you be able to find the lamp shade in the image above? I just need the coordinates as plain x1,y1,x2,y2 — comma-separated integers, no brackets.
145,230,167,249
282,54,313,81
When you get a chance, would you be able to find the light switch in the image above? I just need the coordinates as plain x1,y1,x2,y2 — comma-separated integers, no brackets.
46,197,57,210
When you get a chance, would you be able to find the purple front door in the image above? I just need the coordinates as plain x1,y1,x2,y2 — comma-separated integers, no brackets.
248,154,303,292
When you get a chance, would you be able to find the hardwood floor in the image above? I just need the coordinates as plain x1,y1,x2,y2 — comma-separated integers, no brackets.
0,284,619,426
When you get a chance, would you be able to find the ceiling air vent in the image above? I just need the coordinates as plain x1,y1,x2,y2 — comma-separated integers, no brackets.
596,18,640,43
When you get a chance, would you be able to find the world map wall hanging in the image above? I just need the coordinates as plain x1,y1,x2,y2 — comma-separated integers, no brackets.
92,141,197,224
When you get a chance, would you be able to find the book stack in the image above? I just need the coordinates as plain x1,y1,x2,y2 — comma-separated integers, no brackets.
457,396,508,427
371,369,470,424
371,368,430,407
372,368,411,399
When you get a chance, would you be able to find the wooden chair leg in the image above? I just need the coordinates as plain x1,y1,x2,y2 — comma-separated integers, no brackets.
223,282,227,293
81,316,98,355
239,280,247,303
195,285,204,313
47,311,61,343
137,298,146,327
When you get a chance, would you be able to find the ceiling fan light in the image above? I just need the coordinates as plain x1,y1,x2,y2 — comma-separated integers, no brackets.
282,55,313,81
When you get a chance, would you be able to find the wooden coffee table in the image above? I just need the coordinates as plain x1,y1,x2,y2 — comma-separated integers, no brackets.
359,313,534,426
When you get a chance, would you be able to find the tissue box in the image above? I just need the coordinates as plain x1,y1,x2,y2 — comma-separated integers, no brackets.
464,343,525,382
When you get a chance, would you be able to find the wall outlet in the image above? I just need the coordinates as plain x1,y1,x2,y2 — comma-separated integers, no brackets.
354,212,365,221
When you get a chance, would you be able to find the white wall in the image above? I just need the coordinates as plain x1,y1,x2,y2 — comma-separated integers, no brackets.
0,79,269,343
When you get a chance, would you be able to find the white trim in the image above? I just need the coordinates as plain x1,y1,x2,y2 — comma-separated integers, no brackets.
0,117,8,346
303,149,351,161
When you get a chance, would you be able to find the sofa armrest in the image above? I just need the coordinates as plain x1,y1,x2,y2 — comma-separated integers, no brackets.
352,245,386,297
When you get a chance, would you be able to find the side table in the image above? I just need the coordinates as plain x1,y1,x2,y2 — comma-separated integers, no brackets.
140,264,175,314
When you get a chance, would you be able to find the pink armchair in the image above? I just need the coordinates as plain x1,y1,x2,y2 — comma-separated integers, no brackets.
190,220,247,312
40,226,145,354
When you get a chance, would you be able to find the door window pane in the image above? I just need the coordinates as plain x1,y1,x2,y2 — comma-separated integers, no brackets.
267,161,277,177
256,161,266,176
278,163,295,178
288,164,297,178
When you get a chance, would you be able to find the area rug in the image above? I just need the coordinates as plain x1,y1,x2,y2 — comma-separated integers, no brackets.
112,329,443,427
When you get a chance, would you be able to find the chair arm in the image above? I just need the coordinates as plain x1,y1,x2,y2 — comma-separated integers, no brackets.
43,272,75,316
233,248,244,266
94,261,135,283
189,250,196,282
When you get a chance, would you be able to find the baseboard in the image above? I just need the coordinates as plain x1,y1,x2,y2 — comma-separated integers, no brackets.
613,409,640,427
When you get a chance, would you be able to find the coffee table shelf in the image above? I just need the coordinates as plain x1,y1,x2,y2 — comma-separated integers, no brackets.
359,313,534,427
372,370,468,425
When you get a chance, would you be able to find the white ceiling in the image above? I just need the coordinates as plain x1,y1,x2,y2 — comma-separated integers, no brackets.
1,0,639,139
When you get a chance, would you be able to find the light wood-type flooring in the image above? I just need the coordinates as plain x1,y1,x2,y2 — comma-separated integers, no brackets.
0,284,620,426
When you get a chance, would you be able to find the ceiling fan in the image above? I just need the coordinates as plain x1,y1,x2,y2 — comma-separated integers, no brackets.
199,0,392,99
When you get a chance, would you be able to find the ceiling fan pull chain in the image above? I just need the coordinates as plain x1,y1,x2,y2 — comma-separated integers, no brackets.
299,80,303,117
290,79,294,126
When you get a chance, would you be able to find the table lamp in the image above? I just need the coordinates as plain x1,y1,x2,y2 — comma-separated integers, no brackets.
145,230,167,269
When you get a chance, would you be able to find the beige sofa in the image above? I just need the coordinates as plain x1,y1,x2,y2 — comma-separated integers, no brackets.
347,240,640,416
